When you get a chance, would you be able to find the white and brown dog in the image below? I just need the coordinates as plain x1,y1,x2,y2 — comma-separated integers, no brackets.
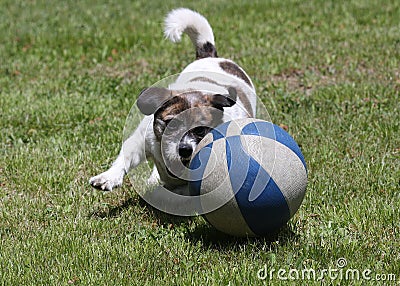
90,8,257,192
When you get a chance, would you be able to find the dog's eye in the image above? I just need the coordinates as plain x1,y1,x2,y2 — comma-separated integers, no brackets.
192,127,210,137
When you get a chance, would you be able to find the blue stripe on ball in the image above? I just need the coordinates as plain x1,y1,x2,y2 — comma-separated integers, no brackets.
225,136,291,235
225,136,250,179
241,121,275,138
272,124,307,170
226,136,231,171
239,172,291,235
210,121,230,141
242,121,307,170
188,142,213,196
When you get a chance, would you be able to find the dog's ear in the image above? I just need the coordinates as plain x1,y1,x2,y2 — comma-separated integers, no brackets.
210,87,237,110
137,87,172,115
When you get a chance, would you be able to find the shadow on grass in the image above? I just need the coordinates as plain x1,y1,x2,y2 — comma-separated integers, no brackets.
187,222,298,250
89,195,192,226
89,194,299,250
89,196,138,219
137,196,194,226
135,197,299,249
134,198,299,249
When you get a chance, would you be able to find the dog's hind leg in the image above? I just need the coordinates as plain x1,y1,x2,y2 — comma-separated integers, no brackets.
89,116,152,191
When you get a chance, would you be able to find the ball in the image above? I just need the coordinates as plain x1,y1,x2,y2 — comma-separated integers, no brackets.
188,118,307,237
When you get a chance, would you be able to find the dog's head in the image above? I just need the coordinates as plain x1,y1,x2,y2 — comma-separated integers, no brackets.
137,87,236,177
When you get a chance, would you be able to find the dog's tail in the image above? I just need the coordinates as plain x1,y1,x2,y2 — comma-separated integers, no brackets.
164,8,218,59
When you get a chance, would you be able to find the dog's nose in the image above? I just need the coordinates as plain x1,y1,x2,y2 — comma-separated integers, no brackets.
178,144,193,158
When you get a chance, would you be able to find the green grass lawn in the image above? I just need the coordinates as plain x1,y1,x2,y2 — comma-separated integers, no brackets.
1,0,399,285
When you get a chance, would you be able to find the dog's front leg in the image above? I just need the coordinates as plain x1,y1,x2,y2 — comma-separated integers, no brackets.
89,116,152,191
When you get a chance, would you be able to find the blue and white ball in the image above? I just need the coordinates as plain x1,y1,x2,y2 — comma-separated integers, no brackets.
188,118,307,237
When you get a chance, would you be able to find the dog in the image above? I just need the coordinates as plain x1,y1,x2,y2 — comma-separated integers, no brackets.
89,8,257,192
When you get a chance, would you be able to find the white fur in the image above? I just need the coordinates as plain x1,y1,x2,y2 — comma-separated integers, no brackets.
147,166,161,185
89,115,151,191
164,8,215,47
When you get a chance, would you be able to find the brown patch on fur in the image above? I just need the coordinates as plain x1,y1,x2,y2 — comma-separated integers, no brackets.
153,96,188,139
157,96,190,120
190,99,215,124
182,92,225,126
189,77,254,117
153,91,226,140
234,88,254,117
219,61,252,87
196,42,218,59
189,76,219,85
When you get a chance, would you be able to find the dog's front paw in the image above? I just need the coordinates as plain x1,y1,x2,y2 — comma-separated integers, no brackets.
147,166,161,185
89,170,124,192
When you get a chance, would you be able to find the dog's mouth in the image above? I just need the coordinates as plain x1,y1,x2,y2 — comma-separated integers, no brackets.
181,157,191,167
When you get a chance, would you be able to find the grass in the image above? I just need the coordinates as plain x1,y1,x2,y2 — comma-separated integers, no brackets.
1,0,399,285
